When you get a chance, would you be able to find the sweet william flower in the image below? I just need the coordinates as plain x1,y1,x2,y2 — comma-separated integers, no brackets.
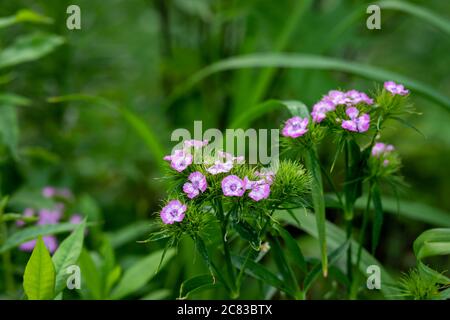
371,142,395,157
282,116,309,138
244,177,271,201
341,107,370,133
311,100,335,123
207,160,233,175
183,171,207,199
222,175,246,197
184,139,208,148
384,81,409,96
345,90,374,105
160,200,187,224
163,149,193,172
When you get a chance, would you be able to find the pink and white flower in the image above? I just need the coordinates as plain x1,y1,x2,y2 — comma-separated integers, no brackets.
311,100,335,123
163,149,193,172
384,81,409,96
222,175,246,197
184,139,208,148
160,200,187,224
183,171,207,199
341,107,370,133
371,142,395,157
207,160,233,175
282,116,309,138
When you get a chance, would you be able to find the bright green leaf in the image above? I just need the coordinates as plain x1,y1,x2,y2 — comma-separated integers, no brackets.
23,236,56,300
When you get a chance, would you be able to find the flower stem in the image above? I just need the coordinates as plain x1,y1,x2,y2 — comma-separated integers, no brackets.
0,197,15,296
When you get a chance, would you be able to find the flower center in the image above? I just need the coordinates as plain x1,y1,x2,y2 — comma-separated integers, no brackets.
230,184,237,191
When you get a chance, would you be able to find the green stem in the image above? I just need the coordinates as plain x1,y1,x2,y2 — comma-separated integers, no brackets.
216,201,238,297
356,184,372,269
0,198,15,296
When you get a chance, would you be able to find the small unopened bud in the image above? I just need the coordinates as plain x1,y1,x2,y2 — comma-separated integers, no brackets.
260,242,271,253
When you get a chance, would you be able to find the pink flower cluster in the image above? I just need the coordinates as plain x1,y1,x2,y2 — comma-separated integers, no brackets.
371,142,395,166
221,171,273,201
341,107,370,133
384,81,409,96
311,89,373,124
282,82,412,138
161,141,274,224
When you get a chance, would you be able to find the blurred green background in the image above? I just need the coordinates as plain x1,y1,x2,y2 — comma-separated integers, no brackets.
0,0,449,299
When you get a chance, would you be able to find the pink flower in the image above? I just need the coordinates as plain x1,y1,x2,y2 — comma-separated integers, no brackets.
19,236,58,253
341,107,370,133
160,200,187,224
42,186,56,198
345,90,374,105
38,209,62,225
163,149,193,172
222,175,246,197
311,100,335,123
371,142,395,157
248,183,271,201
324,90,349,105
207,160,233,175
16,208,34,227
218,151,245,164
254,170,275,185
184,139,208,148
243,177,271,201
282,116,309,138
384,81,409,96
69,214,83,224
183,171,207,199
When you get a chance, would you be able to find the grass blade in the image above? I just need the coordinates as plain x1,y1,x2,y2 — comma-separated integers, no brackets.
169,53,450,113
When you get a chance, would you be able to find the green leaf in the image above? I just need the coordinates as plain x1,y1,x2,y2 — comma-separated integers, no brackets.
231,255,293,295
0,9,52,29
377,0,450,36
52,221,86,295
275,225,307,273
276,209,397,298
303,241,349,292
179,274,217,299
0,93,31,106
0,33,64,69
78,249,102,299
23,236,56,300
169,53,450,113
0,222,84,254
0,104,19,158
328,194,450,227
232,220,259,248
107,220,154,248
305,147,328,277
413,228,450,261
270,237,300,295
371,183,383,253
110,248,175,299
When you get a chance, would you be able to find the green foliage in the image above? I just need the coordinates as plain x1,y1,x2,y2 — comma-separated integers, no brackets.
52,221,86,295
110,248,175,299
23,236,55,300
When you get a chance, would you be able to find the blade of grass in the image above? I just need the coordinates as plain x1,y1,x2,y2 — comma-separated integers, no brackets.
377,0,450,36
167,53,450,113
